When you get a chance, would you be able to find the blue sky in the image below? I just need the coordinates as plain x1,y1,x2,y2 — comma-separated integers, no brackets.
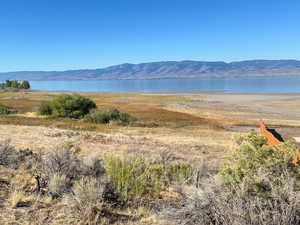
1,0,300,72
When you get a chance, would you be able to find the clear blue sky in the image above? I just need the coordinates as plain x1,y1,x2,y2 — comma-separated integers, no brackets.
1,0,300,72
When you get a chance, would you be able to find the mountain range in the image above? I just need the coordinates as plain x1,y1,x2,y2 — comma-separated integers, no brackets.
1,60,300,80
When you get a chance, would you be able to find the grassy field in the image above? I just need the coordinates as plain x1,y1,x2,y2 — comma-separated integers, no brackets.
0,90,236,166
0,91,221,128
1,90,300,163
1,90,300,224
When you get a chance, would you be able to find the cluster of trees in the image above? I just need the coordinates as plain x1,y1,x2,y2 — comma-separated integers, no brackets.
0,80,30,89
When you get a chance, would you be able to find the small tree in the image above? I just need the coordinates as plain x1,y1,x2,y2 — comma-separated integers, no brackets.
20,80,30,89
10,80,20,88
5,80,12,87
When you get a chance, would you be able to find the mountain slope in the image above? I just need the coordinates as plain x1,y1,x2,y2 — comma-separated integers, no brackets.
1,60,300,80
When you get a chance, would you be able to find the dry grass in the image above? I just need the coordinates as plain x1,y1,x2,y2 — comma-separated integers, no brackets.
9,190,36,208
0,91,300,224
0,91,237,167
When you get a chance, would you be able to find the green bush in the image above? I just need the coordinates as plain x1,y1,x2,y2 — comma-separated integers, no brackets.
222,131,300,197
83,110,111,124
105,155,165,201
38,101,53,115
83,108,135,125
0,104,10,115
38,94,96,119
167,162,193,183
105,154,194,202
164,132,300,225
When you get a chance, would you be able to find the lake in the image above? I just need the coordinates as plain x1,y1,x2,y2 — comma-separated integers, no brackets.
28,76,300,93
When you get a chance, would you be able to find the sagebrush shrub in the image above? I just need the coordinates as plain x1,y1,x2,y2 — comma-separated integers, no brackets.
0,139,20,169
222,132,300,196
164,132,300,225
164,174,300,225
42,147,83,180
48,173,68,198
69,177,105,211
83,154,106,178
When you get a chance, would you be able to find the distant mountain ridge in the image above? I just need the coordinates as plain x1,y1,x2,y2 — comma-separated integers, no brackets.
1,60,300,80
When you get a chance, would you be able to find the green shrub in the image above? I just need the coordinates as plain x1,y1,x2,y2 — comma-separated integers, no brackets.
0,104,10,115
164,132,300,225
222,131,300,197
38,101,53,115
118,111,134,124
105,154,194,202
83,110,111,124
38,94,96,119
167,162,193,183
105,155,165,201
83,108,135,125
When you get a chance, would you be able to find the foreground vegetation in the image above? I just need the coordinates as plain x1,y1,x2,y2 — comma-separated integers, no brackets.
0,131,299,224
165,132,300,225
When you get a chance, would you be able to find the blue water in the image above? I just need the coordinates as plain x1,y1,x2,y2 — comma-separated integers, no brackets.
28,76,300,93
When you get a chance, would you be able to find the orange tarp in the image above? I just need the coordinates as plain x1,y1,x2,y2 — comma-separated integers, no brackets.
259,121,299,166
259,121,282,146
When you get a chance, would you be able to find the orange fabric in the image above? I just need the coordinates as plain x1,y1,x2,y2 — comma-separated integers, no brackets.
259,121,299,166
259,121,282,146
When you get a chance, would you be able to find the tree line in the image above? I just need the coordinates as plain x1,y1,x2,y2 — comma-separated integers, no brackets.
0,80,30,89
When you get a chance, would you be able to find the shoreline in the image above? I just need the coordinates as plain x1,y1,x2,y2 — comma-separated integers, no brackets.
28,89,300,96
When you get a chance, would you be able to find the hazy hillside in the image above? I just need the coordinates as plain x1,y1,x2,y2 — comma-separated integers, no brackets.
1,60,300,80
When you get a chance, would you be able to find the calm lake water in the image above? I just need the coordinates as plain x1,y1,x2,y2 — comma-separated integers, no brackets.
28,76,300,93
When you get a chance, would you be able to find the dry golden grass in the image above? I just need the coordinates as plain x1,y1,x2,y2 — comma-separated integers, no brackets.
0,91,221,130
1,90,299,166
1,91,300,224
9,190,36,208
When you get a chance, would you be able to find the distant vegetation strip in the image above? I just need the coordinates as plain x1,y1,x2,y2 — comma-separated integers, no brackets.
0,80,30,89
